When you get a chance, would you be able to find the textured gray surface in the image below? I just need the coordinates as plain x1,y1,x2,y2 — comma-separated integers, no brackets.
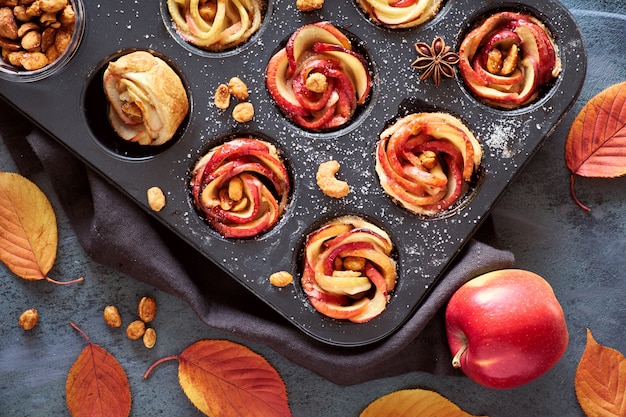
1,1,625,416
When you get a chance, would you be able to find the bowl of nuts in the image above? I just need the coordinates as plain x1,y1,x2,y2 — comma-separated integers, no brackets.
0,0,85,82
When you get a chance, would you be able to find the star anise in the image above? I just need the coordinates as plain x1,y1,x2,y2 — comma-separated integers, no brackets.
411,37,459,86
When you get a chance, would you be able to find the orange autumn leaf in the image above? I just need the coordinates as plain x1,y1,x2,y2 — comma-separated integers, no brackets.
565,81,626,212
360,389,488,417
144,339,292,417
66,322,132,417
0,172,82,284
575,329,626,417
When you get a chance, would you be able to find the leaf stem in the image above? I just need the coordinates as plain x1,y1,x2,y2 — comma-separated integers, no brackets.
144,355,180,379
46,275,85,285
570,174,591,212
69,321,91,344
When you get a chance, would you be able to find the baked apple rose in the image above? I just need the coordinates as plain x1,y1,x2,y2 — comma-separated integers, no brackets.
356,0,442,29
191,138,290,238
103,51,189,146
265,22,372,132
167,0,263,51
459,11,561,109
375,112,482,216
302,216,397,323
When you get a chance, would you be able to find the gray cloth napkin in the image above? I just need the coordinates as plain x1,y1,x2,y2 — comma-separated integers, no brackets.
1,99,514,385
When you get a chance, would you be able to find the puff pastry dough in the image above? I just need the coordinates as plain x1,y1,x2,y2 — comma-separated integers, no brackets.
103,51,189,146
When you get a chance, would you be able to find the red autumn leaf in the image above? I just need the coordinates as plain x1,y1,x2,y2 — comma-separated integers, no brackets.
565,81,626,211
66,322,132,417
575,329,626,417
144,339,292,417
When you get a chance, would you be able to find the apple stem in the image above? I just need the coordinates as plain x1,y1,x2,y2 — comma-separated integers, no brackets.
451,345,467,369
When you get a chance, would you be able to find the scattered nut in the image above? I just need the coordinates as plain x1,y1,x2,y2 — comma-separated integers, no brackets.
198,0,217,21
269,271,293,287
316,160,350,198
500,44,519,76
228,176,244,201
486,45,519,76
137,296,157,323
214,83,231,109
143,327,157,348
343,256,366,272
0,8,19,40
20,51,48,70
147,186,166,212
486,49,503,74
228,76,249,101
103,305,122,328
305,72,328,93
418,150,437,170
232,102,254,123
39,0,68,14
296,0,324,12
126,320,146,340
18,308,38,330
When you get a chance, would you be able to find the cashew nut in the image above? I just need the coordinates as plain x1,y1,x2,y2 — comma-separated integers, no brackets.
316,160,350,198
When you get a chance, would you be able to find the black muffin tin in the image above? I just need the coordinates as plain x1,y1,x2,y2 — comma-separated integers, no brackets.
0,0,586,346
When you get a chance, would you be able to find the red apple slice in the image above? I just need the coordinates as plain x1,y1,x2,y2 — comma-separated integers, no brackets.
265,49,309,117
389,0,418,6
312,42,372,104
285,22,352,71
314,272,373,296
367,0,440,27
350,263,389,323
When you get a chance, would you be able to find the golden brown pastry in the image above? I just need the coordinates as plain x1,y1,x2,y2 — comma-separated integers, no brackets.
190,138,291,238
301,216,396,323
375,112,482,216
356,0,442,29
167,0,263,51
103,51,189,146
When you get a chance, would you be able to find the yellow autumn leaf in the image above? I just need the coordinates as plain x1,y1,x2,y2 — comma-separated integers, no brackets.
575,329,626,417
0,172,58,281
0,171,83,285
360,388,488,417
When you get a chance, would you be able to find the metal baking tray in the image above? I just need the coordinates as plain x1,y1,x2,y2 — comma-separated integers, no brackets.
0,0,585,346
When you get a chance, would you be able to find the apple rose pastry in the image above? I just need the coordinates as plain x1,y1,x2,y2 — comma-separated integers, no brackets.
375,112,482,216
265,22,372,132
356,0,442,29
302,216,397,323
458,11,561,109
191,138,290,238
103,51,189,146
167,0,263,51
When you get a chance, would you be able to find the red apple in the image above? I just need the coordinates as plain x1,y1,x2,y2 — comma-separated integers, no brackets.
445,269,568,389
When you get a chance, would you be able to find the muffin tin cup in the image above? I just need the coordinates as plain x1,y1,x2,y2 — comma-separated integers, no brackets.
0,0,586,346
